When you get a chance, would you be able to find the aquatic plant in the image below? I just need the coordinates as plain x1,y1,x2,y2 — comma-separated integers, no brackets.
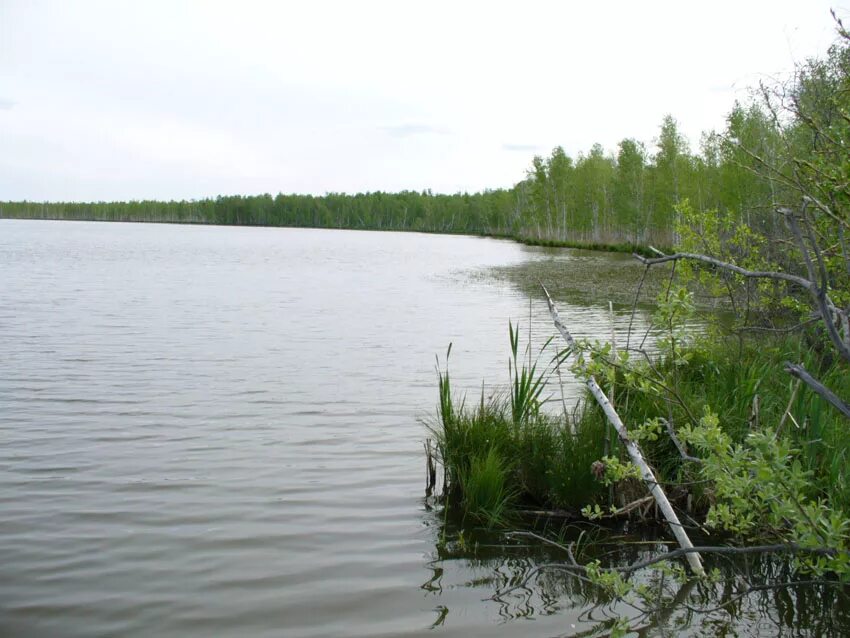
430,324,608,524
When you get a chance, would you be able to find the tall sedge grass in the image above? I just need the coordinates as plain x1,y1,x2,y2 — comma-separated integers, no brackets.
432,326,850,525
458,447,516,527
431,327,606,525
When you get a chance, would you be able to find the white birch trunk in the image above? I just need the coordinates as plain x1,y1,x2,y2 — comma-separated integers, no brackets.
542,285,704,576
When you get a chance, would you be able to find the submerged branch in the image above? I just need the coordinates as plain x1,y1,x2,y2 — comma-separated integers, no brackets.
613,542,841,574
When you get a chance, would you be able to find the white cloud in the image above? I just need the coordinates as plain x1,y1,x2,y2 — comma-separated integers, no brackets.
502,144,541,153
380,124,450,138
0,0,842,200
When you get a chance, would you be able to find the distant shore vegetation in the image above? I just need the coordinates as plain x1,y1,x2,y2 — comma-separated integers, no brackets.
1,97,789,254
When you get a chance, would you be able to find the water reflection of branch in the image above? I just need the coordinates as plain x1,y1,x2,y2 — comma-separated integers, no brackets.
632,578,696,637
547,579,697,638
422,507,850,633
683,579,833,615
429,605,448,628
420,561,443,594
492,532,850,635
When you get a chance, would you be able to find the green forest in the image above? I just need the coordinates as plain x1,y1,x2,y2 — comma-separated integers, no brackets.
0,103,793,252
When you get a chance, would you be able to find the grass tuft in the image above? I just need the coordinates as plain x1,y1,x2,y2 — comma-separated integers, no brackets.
431,327,850,526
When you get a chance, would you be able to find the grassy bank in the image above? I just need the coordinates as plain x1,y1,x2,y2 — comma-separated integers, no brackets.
431,327,850,529
514,235,668,256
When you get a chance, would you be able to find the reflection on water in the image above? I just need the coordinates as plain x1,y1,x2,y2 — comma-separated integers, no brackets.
1,220,663,638
1,219,841,637
420,506,850,636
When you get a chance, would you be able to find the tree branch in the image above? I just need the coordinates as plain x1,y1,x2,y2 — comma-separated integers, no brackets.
662,418,702,464
784,362,850,420
633,249,850,364
542,283,704,576
633,251,812,290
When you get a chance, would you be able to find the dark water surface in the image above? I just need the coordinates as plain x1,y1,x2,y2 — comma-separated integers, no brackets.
1,220,842,637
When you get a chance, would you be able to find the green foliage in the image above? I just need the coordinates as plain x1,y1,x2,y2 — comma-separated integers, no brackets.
597,456,642,486
433,15,850,625
457,447,516,527
431,325,607,522
508,321,546,424
569,328,850,575
680,415,850,576
585,560,633,598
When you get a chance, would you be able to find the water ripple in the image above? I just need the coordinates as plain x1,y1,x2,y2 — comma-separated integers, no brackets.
0,220,656,638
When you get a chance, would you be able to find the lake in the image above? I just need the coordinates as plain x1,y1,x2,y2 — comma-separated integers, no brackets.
1,220,843,637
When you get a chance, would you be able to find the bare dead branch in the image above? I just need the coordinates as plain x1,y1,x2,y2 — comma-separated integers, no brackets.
633,249,850,364
633,251,812,289
784,362,850,420
541,283,704,576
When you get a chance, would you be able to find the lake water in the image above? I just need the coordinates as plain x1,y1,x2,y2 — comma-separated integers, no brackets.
1,220,843,637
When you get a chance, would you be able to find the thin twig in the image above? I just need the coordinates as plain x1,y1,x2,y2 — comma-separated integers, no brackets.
626,264,650,352
776,379,803,439
662,418,702,464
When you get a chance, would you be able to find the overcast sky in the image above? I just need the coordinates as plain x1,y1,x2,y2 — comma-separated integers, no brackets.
0,0,845,201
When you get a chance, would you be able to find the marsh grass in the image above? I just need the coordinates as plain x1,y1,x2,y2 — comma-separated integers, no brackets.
458,447,516,527
433,326,850,525
431,327,607,525
508,321,548,424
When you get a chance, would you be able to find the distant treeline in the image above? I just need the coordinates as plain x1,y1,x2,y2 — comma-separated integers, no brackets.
0,190,518,238
0,105,786,250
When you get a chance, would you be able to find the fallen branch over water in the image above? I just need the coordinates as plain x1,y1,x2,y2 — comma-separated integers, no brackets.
541,283,705,576
634,241,850,428
632,245,850,366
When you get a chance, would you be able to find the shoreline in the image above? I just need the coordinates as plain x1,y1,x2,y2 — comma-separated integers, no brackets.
0,212,665,257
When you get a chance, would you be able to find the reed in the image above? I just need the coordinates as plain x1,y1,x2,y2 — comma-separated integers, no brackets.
430,326,606,523
432,327,850,524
